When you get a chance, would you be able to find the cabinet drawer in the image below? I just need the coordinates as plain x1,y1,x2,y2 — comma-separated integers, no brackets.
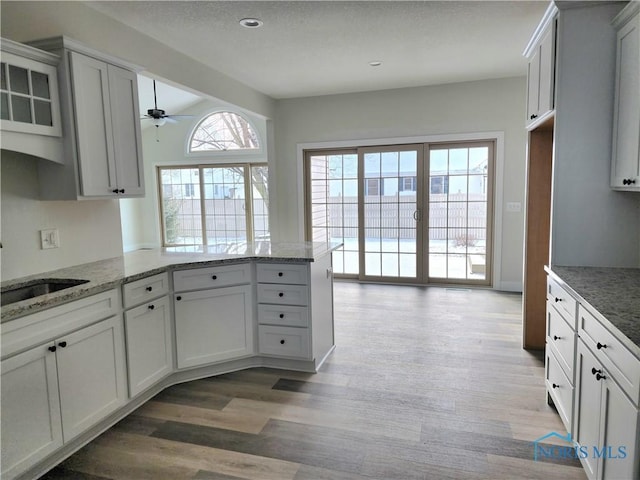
258,325,310,359
257,284,309,306
256,263,308,285
546,348,574,434
173,263,251,292
123,272,169,308
546,305,576,380
1,289,120,360
578,305,640,405
547,277,577,327
258,304,309,328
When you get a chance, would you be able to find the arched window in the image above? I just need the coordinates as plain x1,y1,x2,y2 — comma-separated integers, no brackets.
189,111,259,152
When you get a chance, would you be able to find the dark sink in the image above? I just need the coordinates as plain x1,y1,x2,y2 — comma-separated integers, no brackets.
1,279,89,305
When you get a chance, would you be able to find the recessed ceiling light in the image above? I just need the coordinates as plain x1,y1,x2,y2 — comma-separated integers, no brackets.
239,18,263,28
369,61,382,67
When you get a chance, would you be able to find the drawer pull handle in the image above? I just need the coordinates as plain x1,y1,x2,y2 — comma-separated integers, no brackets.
553,335,561,341
554,297,562,303
58,341,67,348
212,275,217,280
176,296,182,301
552,383,559,389
591,368,602,376
48,345,57,353
595,373,606,381
278,272,283,277
148,304,155,310
278,292,284,297
146,286,153,292
530,114,538,120
279,313,285,319
622,178,636,186
280,339,285,345
596,342,607,350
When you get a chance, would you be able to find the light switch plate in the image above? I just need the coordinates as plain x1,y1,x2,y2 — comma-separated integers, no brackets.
506,202,522,213
40,228,59,249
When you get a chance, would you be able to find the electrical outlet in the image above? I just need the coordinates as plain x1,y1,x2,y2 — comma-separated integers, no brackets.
40,228,60,249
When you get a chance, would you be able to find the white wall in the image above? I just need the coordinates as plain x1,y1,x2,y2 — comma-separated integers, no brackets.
273,77,528,291
1,151,123,280
120,99,268,251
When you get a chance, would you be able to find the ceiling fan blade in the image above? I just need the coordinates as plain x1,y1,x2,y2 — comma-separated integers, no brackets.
166,114,195,118
164,117,178,124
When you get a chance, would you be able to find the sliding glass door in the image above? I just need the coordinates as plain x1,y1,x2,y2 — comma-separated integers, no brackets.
306,140,494,286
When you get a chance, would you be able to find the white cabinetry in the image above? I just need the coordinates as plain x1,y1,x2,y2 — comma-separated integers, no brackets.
545,277,577,433
0,37,64,163
30,37,144,200
173,263,254,368
525,5,557,129
123,273,173,397
0,290,126,480
611,3,640,191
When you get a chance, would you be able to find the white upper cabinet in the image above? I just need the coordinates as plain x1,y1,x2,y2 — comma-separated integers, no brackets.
30,37,144,200
524,5,557,129
611,3,640,191
0,38,64,163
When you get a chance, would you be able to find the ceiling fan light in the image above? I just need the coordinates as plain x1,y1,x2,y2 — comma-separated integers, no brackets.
152,117,167,127
239,18,263,28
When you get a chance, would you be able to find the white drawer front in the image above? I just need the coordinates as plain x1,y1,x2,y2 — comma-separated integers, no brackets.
123,272,169,308
547,277,577,327
1,289,120,359
546,305,576,381
256,263,308,285
173,263,251,292
258,304,309,328
579,305,640,406
258,325,310,359
546,348,574,433
257,284,309,306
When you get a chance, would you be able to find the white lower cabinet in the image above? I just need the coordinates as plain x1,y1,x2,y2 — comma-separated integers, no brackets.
1,344,63,479
124,296,173,397
174,284,254,368
574,339,639,480
0,314,126,479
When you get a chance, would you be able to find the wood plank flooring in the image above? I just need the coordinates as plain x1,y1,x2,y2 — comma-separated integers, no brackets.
42,283,586,480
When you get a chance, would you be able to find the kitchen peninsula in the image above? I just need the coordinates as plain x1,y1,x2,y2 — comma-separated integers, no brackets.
0,241,339,480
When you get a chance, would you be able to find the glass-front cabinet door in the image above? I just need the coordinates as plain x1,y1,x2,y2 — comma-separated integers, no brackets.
0,43,62,137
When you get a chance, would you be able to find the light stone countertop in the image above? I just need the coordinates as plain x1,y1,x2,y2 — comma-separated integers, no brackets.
547,266,640,356
1,241,342,323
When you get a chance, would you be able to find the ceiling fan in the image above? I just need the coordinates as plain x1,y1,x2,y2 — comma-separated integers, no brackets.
141,79,193,127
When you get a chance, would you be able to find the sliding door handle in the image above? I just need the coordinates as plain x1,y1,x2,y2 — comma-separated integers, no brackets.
413,210,422,221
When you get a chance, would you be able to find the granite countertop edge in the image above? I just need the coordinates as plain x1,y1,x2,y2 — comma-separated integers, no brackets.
1,242,342,323
545,265,640,358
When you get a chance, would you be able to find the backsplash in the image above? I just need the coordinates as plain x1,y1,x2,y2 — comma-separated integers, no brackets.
0,150,123,280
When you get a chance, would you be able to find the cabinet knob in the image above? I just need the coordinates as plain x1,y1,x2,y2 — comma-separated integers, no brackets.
280,339,285,345
530,114,538,120
279,313,285,319
48,345,57,352
119,189,125,194
552,383,559,389
146,286,153,292
554,297,562,303
595,373,606,381
148,304,155,310
591,367,602,375
212,275,217,280
58,341,67,348
553,335,560,341
278,272,283,277
176,295,182,301
596,342,607,350
622,178,636,186
112,189,119,194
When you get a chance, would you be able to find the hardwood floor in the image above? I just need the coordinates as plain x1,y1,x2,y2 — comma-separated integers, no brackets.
42,283,586,480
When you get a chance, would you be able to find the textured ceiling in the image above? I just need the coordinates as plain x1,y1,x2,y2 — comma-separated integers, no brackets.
89,1,548,99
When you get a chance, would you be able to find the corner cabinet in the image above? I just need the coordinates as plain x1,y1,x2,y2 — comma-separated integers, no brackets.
30,37,144,200
611,3,640,191
524,4,557,129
